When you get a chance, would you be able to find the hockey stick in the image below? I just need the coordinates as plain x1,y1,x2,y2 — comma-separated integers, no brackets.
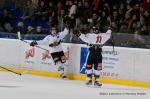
17,31,56,65
17,32,49,51
111,32,115,53
0,66,22,75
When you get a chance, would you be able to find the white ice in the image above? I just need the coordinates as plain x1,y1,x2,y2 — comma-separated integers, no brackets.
0,72,150,99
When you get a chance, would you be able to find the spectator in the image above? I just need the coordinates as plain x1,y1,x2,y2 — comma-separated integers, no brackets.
139,5,145,15
144,11,150,20
82,1,91,19
57,1,65,31
63,0,70,15
119,24,128,33
92,0,100,12
46,1,56,23
128,30,145,47
35,26,44,34
68,1,77,17
120,12,132,32
0,9,12,29
15,22,26,34
76,1,84,18
103,3,110,16
140,25,149,35
111,21,119,32
63,28,82,43
35,0,47,21
88,13,100,26
76,1,84,28
3,23,14,33
139,15,147,28
23,0,36,20
112,11,119,22
57,1,63,17
143,11,150,33
15,0,26,11
129,14,138,32
142,0,150,10
27,25,35,34
118,8,125,21
132,4,140,17
126,4,133,14
99,12,110,31
0,0,149,48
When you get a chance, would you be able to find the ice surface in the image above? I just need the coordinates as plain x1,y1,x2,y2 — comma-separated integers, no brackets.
0,72,149,99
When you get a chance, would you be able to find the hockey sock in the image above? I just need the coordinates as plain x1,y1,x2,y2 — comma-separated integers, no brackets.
86,69,92,81
94,69,101,81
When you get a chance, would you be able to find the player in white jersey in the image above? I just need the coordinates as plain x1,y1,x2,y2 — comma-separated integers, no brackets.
30,25,69,79
78,26,112,87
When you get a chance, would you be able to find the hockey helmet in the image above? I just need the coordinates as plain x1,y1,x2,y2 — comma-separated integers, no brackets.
91,26,99,34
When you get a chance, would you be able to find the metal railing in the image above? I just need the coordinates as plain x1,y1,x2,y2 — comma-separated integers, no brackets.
0,32,150,49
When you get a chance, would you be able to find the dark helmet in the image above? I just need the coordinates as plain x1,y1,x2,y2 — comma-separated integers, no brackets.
91,26,99,34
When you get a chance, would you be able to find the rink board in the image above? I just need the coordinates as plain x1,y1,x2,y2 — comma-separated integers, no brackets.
0,38,150,88
0,68,150,88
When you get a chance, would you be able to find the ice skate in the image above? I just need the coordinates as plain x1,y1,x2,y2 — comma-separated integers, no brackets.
94,81,102,87
86,80,92,86
60,73,67,79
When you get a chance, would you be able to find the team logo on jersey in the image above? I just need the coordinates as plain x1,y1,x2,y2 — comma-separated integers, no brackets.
25,47,35,59
42,50,51,60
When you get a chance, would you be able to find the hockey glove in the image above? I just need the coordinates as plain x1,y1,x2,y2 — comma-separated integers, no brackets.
73,29,81,37
30,41,37,46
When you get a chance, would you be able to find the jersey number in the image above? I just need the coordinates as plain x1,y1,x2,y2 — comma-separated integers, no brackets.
96,36,102,43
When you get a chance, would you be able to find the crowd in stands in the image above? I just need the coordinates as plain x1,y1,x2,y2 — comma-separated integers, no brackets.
0,0,149,38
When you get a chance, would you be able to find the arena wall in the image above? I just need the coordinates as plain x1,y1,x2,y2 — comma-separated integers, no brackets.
0,38,150,88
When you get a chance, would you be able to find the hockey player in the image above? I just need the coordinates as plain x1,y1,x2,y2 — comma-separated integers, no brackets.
78,26,112,87
30,25,69,79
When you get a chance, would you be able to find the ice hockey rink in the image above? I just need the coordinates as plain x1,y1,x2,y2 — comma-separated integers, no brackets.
0,72,149,99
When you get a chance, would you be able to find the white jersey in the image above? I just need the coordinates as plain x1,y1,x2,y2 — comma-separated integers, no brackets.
37,28,69,53
79,30,112,45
